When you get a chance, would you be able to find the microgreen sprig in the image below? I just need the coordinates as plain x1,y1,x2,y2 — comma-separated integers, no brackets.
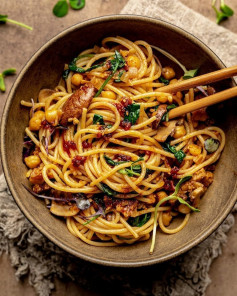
0,68,16,92
149,176,200,254
0,14,32,30
212,0,234,24
53,0,86,17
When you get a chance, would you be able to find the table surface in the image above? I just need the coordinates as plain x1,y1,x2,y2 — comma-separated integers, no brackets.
1,1,237,295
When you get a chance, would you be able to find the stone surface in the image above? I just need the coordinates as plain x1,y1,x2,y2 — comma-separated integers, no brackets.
0,0,237,295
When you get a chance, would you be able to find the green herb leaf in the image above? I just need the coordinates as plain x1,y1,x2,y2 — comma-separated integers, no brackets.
83,214,100,225
114,70,125,83
93,114,105,125
220,0,234,16
162,104,177,122
124,104,140,125
95,50,125,97
69,57,105,73
118,167,141,177
0,14,32,30
2,68,16,76
163,143,186,163
104,155,128,166
128,213,151,227
0,74,6,92
53,0,69,17
173,175,192,195
0,68,16,92
159,76,169,85
62,69,70,80
204,138,220,153
183,69,198,80
69,0,85,10
100,183,117,196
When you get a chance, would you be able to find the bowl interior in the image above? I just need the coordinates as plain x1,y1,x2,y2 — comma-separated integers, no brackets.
1,15,237,267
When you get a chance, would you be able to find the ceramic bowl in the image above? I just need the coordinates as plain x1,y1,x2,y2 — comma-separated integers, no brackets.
1,15,237,267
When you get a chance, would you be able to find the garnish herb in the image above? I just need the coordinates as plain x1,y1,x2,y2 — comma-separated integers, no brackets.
69,0,85,10
161,104,177,122
159,76,169,85
114,70,125,83
93,114,105,125
183,69,198,80
0,14,32,30
118,157,144,177
212,0,234,24
128,213,151,227
53,0,69,17
95,50,125,97
62,69,70,80
150,176,200,254
163,143,186,163
124,103,140,125
83,214,100,225
68,57,105,73
104,155,127,166
204,138,220,153
100,183,117,196
0,68,16,92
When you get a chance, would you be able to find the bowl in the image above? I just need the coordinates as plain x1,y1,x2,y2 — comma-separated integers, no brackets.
1,15,237,267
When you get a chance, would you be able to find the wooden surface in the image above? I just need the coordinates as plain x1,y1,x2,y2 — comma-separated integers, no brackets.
0,0,237,295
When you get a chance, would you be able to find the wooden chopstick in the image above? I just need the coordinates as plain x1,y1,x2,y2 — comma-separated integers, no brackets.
169,86,237,119
158,65,237,93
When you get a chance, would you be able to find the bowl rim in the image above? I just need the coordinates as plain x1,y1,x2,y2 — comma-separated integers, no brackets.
1,14,237,267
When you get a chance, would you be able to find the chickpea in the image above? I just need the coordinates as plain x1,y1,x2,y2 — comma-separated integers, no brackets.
127,55,141,69
34,110,45,120
101,90,117,100
29,116,42,131
157,94,168,103
25,155,41,169
162,66,176,80
162,212,172,226
188,144,201,156
157,191,168,202
178,204,191,214
173,125,186,139
71,73,83,86
45,109,58,124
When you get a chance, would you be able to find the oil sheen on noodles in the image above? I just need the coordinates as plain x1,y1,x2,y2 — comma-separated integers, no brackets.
21,36,225,252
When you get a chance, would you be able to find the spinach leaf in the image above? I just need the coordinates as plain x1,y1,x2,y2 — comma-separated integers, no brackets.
100,183,117,196
150,175,199,254
183,68,198,80
95,50,125,97
159,76,169,85
93,114,105,125
161,104,177,122
69,0,85,10
0,68,16,92
124,104,140,125
163,143,186,163
53,0,69,17
128,213,151,227
69,57,105,73
114,70,125,83
118,157,144,177
104,155,127,166
0,14,32,30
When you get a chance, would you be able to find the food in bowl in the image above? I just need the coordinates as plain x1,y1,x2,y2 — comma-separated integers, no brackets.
21,36,225,253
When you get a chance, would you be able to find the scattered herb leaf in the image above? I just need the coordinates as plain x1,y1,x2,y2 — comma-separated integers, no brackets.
53,0,69,17
114,70,125,83
93,114,105,125
204,138,220,153
62,69,70,80
220,0,234,16
100,183,117,196
212,0,234,24
150,175,199,254
163,143,186,163
124,103,140,125
161,104,177,122
0,14,32,30
104,155,127,166
128,213,151,227
69,0,85,10
159,76,169,85
183,69,198,80
68,57,105,74
0,68,16,92
83,214,100,225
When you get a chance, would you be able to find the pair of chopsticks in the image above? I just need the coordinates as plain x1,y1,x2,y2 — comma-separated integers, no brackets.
157,65,237,119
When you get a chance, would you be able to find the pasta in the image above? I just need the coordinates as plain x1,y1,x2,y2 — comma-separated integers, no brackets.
21,36,225,253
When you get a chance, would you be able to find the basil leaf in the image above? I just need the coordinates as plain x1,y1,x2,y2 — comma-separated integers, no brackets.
124,104,140,125
128,213,151,227
93,114,104,125
100,183,117,196
163,143,186,163
69,0,85,10
183,69,198,80
159,76,169,85
53,0,69,17
204,138,220,153
220,0,234,16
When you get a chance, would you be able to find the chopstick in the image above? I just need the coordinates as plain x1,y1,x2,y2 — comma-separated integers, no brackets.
169,86,237,120
158,65,237,93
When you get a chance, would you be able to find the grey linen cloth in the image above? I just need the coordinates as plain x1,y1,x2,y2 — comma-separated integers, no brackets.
1,1,237,295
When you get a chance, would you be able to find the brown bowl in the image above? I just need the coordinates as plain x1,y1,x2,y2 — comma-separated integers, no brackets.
1,15,237,267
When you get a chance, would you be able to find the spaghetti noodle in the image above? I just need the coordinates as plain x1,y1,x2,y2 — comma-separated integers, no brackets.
21,36,225,253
